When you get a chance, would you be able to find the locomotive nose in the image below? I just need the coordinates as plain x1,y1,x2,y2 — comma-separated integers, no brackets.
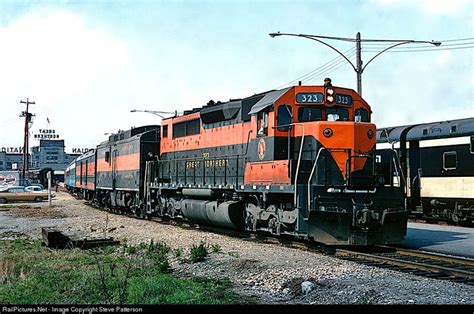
315,122,376,182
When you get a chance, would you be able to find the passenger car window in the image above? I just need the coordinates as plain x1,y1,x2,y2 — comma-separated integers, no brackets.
443,151,457,170
299,107,322,122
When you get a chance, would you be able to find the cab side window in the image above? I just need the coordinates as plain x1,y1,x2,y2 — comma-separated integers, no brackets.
257,111,269,136
277,105,292,131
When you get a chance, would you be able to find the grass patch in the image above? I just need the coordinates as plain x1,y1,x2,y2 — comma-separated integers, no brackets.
0,239,242,304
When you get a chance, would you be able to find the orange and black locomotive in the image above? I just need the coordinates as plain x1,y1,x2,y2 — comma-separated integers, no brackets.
66,82,408,245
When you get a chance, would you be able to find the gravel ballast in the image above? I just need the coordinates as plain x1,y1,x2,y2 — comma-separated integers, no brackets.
0,192,473,305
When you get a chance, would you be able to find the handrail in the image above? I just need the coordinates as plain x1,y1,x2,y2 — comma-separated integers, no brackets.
244,129,253,155
276,122,305,206
307,147,325,210
391,146,407,193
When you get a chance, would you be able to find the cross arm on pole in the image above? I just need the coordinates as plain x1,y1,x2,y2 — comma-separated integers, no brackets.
269,32,357,72
361,40,441,74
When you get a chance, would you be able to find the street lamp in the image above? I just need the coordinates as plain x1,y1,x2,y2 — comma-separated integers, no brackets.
269,32,441,96
130,109,180,119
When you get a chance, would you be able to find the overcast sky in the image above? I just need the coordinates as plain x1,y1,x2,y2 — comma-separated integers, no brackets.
0,0,472,153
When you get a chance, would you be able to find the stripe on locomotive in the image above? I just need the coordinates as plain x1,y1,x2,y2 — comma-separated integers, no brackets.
160,121,252,154
96,152,141,172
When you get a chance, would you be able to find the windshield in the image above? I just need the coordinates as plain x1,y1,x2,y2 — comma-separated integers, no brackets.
326,108,349,121
299,107,322,122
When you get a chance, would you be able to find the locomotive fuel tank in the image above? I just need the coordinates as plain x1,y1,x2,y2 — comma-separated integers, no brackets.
181,199,245,229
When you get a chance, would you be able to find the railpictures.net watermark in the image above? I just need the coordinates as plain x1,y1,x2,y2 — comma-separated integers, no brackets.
1,306,143,314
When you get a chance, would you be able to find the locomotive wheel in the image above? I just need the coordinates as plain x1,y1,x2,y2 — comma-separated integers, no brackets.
450,212,460,224
268,216,281,235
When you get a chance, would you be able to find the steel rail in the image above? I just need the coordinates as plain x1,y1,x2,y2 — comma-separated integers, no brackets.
380,246,474,267
335,248,474,281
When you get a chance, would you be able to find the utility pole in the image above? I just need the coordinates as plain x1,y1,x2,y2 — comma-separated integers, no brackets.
20,98,35,179
269,32,441,96
356,32,362,96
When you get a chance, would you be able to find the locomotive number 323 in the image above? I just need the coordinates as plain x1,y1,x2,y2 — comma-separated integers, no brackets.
296,93,323,103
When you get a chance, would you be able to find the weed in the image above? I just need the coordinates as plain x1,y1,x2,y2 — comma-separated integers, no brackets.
228,251,240,258
189,242,208,263
211,244,221,253
173,248,183,258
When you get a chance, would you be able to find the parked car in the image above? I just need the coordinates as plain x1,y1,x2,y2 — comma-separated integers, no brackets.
25,186,44,192
26,184,45,191
0,186,49,204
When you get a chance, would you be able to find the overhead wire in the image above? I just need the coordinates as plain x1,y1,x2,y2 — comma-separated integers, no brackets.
362,37,474,53
303,52,356,84
363,45,474,53
275,47,356,89
363,42,474,50
361,37,474,46
306,59,353,84
275,37,473,89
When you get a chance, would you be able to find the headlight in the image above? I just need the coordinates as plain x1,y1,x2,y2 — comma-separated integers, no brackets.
326,95,334,102
323,128,333,137
367,129,374,139
326,88,334,96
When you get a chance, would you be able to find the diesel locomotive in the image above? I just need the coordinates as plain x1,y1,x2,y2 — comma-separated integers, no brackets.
376,118,474,226
66,83,409,245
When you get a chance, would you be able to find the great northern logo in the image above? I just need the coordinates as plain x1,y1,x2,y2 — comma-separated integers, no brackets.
257,138,266,160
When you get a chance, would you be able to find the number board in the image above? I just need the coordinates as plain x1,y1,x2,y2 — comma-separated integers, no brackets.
335,94,352,106
296,93,323,104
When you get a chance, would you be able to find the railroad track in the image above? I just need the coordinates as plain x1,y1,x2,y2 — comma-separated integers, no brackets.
83,199,474,286
334,246,474,286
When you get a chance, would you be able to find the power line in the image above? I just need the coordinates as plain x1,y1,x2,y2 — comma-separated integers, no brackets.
432,37,474,42
276,47,355,89
362,37,474,46
307,59,353,84
363,45,474,53
303,52,356,83
362,41,474,50
275,47,356,89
